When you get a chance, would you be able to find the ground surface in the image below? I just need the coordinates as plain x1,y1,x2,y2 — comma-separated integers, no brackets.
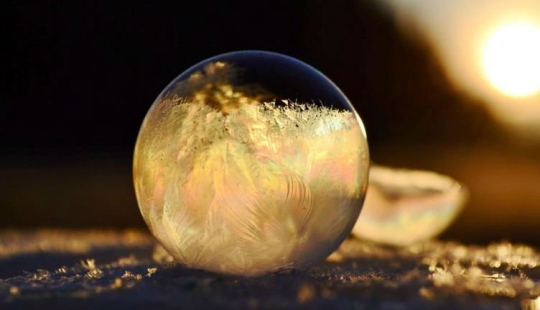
0,230,538,309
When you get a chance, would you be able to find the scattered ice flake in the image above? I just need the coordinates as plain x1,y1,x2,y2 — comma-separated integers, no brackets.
121,271,143,281
81,259,96,270
86,268,104,280
55,266,68,274
331,237,540,301
146,268,157,277
31,269,51,281
0,230,538,309
0,230,157,302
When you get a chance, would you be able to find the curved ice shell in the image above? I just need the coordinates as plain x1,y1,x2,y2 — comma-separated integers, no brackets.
352,165,468,246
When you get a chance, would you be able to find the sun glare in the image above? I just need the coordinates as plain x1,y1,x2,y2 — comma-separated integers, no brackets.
482,22,540,97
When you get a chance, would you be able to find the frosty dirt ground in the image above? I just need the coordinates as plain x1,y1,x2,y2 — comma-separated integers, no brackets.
0,230,538,309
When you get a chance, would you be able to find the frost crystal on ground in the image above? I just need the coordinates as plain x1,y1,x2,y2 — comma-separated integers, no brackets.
0,230,538,309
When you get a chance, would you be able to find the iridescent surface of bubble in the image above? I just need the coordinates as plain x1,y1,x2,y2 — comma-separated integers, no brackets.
352,165,467,246
134,51,369,276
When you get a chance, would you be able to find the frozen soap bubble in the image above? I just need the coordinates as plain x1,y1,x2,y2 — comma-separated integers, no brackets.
352,165,468,246
133,51,370,276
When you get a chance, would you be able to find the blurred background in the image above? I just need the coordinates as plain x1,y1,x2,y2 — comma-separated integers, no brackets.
3,1,540,245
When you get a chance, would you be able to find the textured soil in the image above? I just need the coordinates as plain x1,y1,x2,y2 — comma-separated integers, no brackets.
0,230,538,309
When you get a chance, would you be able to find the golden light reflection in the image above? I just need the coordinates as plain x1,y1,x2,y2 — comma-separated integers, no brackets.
482,22,540,97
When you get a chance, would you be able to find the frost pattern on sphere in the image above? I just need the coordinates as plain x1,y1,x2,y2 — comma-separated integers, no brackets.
134,52,369,276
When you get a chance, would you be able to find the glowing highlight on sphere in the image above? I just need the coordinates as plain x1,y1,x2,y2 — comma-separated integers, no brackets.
482,22,540,97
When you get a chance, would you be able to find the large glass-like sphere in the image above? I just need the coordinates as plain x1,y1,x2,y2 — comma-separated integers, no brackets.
134,51,369,276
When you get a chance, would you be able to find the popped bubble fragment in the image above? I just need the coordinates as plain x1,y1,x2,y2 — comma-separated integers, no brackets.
352,165,468,246
133,51,369,276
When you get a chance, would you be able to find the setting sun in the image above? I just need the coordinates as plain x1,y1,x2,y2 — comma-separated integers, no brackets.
382,0,540,130
482,22,540,97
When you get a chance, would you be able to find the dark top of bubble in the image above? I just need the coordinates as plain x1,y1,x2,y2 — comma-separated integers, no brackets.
156,50,354,113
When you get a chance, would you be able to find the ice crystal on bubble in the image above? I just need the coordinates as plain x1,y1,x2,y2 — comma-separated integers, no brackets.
133,51,369,276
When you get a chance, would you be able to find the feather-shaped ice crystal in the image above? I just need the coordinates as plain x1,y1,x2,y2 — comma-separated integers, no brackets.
133,51,369,276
